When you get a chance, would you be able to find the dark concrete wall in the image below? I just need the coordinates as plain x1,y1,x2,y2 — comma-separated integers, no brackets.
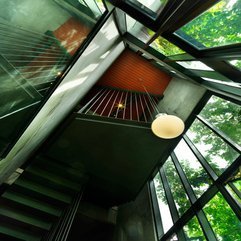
114,185,156,241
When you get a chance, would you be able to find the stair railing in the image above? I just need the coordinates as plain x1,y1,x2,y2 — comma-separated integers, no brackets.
43,190,83,241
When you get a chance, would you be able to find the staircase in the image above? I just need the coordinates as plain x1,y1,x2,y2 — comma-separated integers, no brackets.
0,156,87,241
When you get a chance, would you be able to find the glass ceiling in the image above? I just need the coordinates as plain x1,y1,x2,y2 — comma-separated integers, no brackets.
151,35,185,57
228,60,241,70
121,0,241,95
175,0,241,49
126,15,154,43
126,0,168,18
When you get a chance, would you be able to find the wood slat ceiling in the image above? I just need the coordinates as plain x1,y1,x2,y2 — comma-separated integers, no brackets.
98,49,171,95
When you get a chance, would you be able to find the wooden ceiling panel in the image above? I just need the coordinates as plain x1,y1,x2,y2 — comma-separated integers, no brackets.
98,49,171,95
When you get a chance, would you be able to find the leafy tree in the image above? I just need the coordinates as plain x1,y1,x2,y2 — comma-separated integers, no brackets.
164,158,191,216
199,96,241,146
184,216,206,241
154,162,241,240
150,35,185,56
203,192,241,241
177,0,241,48
154,96,241,240
187,96,241,175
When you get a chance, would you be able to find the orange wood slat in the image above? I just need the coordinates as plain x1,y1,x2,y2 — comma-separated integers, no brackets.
98,49,171,95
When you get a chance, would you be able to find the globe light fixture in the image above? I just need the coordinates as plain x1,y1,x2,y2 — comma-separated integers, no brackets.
151,113,185,139
139,78,185,139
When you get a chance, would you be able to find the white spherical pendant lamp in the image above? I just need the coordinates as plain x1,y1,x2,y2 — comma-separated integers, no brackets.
151,114,185,139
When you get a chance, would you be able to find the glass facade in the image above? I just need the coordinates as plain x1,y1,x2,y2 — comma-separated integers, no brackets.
228,60,241,70
0,0,105,156
150,95,241,241
175,0,241,49
126,15,154,43
126,0,168,18
150,36,185,57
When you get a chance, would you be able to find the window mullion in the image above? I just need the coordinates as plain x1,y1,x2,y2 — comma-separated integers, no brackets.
217,184,241,222
196,209,218,241
183,134,218,181
171,153,197,204
171,152,218,241
228,182,241,200
197,115,241,153
149,180,164,238
160,168,179,222
160,167,187,241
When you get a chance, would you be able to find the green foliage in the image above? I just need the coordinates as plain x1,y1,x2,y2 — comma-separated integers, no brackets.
200,96,241,146
187,96,240,175
184,216,206,241
177,0,241,48
164,158,191,216
154,95,241,240
151,35,185,56
175,140,212,198
204,192,241,241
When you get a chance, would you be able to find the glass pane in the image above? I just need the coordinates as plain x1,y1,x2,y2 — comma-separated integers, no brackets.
183,216,206,241
203,192,241,241
164,158,191,216
0,0,104,155
174,140,212,198
154,173,173,233
127,0,168,15
126,15,154,43
167,234,178,241
226,166,241,205
94,0,106,13
177,61,213,71
199,96,241,147
175,0,241,49
228,60,241,70
150,36,185,56
202,77,241,88
187,119,239,176
226,185,241,206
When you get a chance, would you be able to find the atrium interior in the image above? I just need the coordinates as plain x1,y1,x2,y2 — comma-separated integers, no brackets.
0,0,240,240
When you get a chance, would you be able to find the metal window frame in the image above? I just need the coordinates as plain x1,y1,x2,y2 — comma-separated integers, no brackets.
149,92,241,241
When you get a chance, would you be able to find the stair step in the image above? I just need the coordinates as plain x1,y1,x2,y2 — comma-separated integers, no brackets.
0,196,58,222
22,171,76,197
10,184,67,209
34,156,86,182
0,200,52,230
0,215,44,241
25,165,81,192
14,177,71,204
3,190,61,217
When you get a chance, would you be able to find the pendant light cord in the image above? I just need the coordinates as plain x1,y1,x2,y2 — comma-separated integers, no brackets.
139,79,160,115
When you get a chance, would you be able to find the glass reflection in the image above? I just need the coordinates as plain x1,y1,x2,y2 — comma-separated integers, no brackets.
0,0,104,155
127,0,168,17
199,96,241,147
164,158,191,216
154,172,173,233
174,139,212,198
187,119,239,176
177,61,213,71
126,15,154,43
